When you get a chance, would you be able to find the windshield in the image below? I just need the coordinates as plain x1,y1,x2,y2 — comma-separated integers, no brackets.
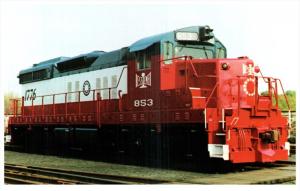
175,46,213,59
216,47,226,58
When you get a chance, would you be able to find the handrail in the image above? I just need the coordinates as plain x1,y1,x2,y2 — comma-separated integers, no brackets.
269,86,278,108
160,55,192,63
161,56,194,89
259,70,269,83
188,58,200,78
275,78,291,111
204,108,207,130
113,66,128,92
13,66,128,119
221,108,225,131
203,82,220,131
275,78,291,129
161,55,200,78
204,82,219,108
8,98,22,116
257,70,286,110
257,70,290,114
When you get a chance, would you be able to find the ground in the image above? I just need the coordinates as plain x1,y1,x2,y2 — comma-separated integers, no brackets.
4,151,296,184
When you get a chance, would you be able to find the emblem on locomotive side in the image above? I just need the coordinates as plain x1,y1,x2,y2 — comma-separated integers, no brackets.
242,63,255,76
243,78,255,96
136,72,151,88
83,80,91,96
242,63,255,96
25,88,37,101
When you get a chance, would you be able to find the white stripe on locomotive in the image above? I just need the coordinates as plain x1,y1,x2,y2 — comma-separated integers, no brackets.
22,66,127,106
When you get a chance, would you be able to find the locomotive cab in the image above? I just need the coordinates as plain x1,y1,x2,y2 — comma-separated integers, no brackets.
128,26,290,163
126,26,224,110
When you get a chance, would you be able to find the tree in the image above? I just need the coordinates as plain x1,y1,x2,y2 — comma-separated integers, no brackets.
4,92,19,115
260,90,296,111
278,90,296,111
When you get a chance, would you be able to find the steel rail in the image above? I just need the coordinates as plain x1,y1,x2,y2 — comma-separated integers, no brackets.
5,163,170,185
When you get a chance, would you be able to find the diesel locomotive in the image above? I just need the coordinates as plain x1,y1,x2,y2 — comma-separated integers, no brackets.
8,26,291,165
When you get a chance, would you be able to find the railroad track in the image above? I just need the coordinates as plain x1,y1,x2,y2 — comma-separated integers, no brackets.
183,161,296,184
5,163,170,184
275,160,296,165
5,161,295,185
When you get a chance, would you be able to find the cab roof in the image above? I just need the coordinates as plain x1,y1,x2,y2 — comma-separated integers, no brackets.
129,26,214,52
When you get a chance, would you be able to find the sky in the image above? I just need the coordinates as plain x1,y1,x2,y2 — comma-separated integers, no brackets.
0,0,299,96
0,0,299,190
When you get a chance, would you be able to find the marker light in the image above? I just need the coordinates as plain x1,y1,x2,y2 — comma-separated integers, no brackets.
221,63,229,70
254,66,260,73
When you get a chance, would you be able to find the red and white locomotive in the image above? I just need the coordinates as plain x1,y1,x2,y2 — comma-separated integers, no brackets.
8,26,291,164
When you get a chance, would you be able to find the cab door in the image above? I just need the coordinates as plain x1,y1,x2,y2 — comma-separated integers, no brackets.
127,44,160,112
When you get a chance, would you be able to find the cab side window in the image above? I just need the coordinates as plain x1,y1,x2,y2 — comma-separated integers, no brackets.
163,41,173,64
136,51,151,70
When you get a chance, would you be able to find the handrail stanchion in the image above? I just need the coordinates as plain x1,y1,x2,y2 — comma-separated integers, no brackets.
21,96,24,116
222,108,225,131
96,92,101,128
109,88,111,100
78,91,81,115
96,93,99,125
16,100,19,116
31,97,34,117
118,90,122,112
205,82,219,108
185,56,188,90
288,110,291,129
276,79,291,111
53,95,55,116
204,108,207,130
237,77,240,115
14,100,16,117
93,90,95,101
42,96,44,117
274,80,278,108
65,93,67,118
204,82,219,131
93,90,96,116
276,78,291,131
254,76,259,115
268,78,272,100
288,110,291,138
188,56,199,78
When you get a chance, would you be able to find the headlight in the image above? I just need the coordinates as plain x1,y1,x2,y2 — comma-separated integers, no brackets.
175,32,199,41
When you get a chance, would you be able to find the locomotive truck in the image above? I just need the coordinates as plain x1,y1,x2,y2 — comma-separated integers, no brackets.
8,26,291,165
